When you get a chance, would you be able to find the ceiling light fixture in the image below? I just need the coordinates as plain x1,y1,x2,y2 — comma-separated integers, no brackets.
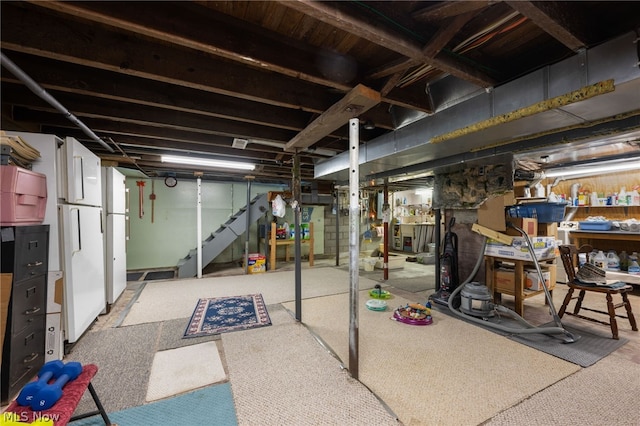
161,155,255,170
544,159,639,178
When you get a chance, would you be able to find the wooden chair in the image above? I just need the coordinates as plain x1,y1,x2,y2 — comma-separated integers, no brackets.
558,244,637,339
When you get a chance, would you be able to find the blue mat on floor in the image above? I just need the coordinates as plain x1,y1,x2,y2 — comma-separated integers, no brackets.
70,383,237,425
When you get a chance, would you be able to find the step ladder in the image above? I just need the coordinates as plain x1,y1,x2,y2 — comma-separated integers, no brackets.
177,193,269,278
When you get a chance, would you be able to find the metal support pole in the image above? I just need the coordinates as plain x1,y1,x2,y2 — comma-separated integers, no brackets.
348,118,360,379
383,179,389,281
196,174,203,278
293,153,302,321
434,208,442,290
244,175,254,275
335,187,340,266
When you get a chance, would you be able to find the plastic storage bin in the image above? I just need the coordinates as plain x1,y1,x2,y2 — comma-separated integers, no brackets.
578,221,612,231
506,202,567,223
0,165,47,225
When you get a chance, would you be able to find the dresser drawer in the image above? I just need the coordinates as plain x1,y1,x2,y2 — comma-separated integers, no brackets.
7,326,45,390
11,275,46,335
1,226,49,281
13,226,49,281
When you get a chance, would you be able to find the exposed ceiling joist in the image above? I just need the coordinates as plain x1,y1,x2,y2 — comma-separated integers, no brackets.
505,1,586,51
285,84,381,151
277,0,496,88
2,1,639,184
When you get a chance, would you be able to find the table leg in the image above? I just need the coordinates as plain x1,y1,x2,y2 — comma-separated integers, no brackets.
514,261,524,316
270,224,276,271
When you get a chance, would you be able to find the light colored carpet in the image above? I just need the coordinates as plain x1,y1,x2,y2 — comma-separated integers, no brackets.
283,291,581,426
146,341,227,402
121,266,382,326
486,354,640,425
222,304,398,425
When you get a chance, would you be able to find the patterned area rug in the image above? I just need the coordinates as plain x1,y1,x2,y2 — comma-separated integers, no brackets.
184,294,271,338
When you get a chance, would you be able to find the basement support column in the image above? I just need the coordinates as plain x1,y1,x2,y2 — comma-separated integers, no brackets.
244,175,254,275
434,208,442,290
293,152,302,321
348,118,360,379
383,179,389,281
195,172,203,278
335,186,340,266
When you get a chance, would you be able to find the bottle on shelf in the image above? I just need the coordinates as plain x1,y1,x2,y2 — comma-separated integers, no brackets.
619,251,629,272
628,253,640,275
593,250,607,270
618,187,627,206
606,250,620,272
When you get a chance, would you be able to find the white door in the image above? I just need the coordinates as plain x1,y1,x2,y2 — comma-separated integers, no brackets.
106,213,127,304
63,137,102,207
61,204,106,343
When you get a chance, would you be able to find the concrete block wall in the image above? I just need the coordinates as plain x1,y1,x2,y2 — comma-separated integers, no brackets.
323,208,383,258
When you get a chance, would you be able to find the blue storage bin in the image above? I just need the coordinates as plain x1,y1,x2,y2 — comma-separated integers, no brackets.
506,202,567,223
578,221,612,231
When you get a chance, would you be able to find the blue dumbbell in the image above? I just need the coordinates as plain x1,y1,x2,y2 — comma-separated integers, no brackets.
30,362,83,411
16,360,65,406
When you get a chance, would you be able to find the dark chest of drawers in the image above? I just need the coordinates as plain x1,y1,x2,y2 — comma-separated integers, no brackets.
1,225,49,404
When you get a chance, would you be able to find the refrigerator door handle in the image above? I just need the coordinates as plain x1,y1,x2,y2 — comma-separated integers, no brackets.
125,215,130,241
73,155,85,201
71,207,82,254
125,188,130,214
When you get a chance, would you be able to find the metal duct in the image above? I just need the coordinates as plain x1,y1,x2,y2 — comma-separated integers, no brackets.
0,52,114,153
315,32,640,182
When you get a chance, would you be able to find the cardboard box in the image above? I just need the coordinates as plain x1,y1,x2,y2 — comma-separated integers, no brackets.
477,191,515,231
45,313,64,362
494,267,515,293
538,223,558,237
505,217,538,236
524,264,556,291
47,271,63,314
493,264,556,293
246,253,266,274
485,236,558,261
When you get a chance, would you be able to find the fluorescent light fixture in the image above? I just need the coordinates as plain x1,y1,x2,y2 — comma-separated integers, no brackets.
415,188,433,195
161,155,255,170
544,160,639,178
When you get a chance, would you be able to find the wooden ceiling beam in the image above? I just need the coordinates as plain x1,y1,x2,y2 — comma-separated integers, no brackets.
26,1,432,115
1,3,337,113
422,10,481,58
285,84,380,151
30,1,352,91
505,1,586,51
279,0,496,88
1,53,313,132
413,1,493,22
6,89,297,143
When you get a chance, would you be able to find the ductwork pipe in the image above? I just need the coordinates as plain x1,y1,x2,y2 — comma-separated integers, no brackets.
1,52,114,153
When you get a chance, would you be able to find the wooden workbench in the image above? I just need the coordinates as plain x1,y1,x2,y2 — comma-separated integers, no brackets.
485,255,556,316
266,222,314,271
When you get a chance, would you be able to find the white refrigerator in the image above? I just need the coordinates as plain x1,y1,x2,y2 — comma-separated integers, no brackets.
7,131,106,344
102,167,128,307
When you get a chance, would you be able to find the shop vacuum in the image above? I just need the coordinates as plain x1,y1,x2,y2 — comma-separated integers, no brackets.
432,221,578,343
